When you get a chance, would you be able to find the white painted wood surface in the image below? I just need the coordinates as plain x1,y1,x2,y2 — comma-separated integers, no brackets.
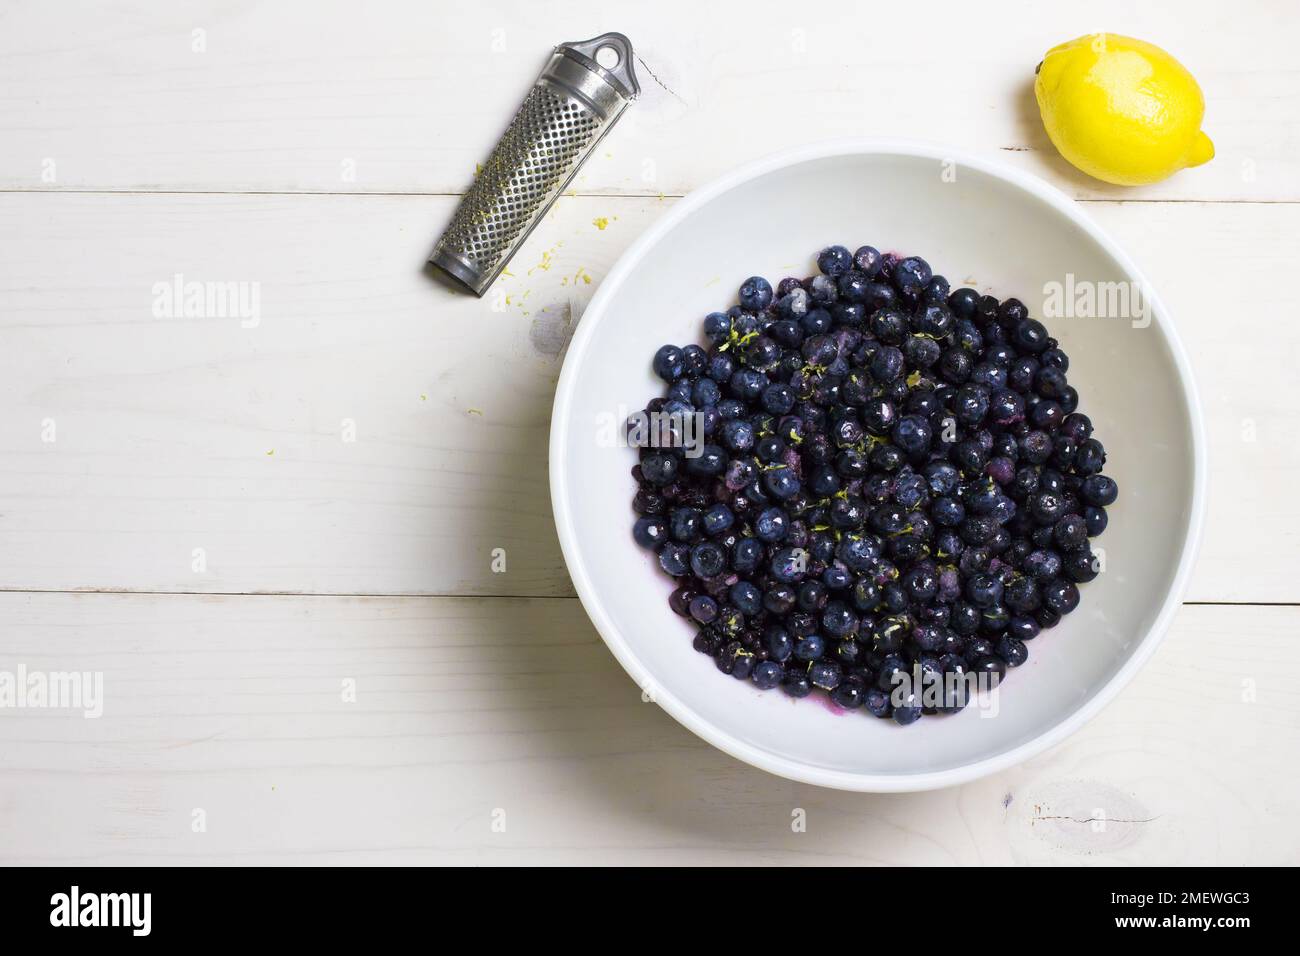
0,594,1294,865
1,0,1296,201
0,0,1296,864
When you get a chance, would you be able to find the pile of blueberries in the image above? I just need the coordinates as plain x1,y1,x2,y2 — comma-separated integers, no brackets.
630,244,1118,725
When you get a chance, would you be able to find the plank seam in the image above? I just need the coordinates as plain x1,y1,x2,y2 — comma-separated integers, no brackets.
0,188,1296,205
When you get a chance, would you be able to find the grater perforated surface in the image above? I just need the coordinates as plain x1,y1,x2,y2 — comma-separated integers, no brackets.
436,86,599,270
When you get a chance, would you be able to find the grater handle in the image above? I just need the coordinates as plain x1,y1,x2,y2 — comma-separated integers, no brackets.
557,33,640,101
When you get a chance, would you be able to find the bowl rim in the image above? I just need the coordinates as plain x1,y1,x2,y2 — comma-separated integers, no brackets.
549,138,1207,792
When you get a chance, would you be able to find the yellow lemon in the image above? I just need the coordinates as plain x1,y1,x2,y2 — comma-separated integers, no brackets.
1035,33,1214,185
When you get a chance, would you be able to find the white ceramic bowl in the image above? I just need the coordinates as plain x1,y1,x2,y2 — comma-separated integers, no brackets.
550,141,1205,791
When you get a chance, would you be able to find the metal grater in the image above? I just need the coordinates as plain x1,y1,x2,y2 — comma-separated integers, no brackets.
428,33,640,296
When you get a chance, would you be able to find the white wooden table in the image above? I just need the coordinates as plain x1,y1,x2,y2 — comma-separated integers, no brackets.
2,0,1298,865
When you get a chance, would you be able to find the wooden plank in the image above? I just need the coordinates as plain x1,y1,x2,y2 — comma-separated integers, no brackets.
0,592,1293,864
0,0,1295,201
0,191,1295,600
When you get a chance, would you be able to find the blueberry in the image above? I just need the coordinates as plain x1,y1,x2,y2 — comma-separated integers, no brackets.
995,635,1029,667
863,281,896,311
892,256,932,293
708,353,736,383
763,466,801,499
903,566,939,603
690,379,719,410
912,302,954,338
781,671,813,698
892,415,933,458
809,274,838,305
965,572,1004,608
955,384,990,426
689,541,726,578
639,452,678,485
632,516,668,549
797,579,828,612
892,699,923,726
834,638,862,666
776,287,810,319
831,676,866,709
1064,548,1100,583
752,507,787,543
658,542,690,577
743,335,781,369
1053,514,1087,551
1004,577,1041,614
1013,319,1050,353
923,276,951,303
793,634,825,661
864,687,892,718
1030,492,1065,525
950,602,982,636
851,245,882,276
762,382,796,415
764,625,794,662
948,287,980,318
684,445,726,477
1082,474,1119,506
808,660,840,691
751,660,783,690
669,586,695,617
738,276,774,311
730,650,755,681
869,308,908,345
837,271,870,303
870,345,905,382
788,612,818,638
999,298,1029,325
925,462,960,495
1075,438,1106,475
904,335,942,369
970,362,1007,390
764,585,797,616
703,311,732,345
769,547,808,584
771,319,805,348
682,343,707,373
692,628,720,655
830,302,862,326
729,580,763,616
807,465,841,497
938,347,973,383
652,344,685,381
861,396,897,434
1029,399,1063,430
669,507,701,542
1024,549,1062,580
1009,615,1041,642
837,533,878,572
817,245,853,277
1061,412,1093,442
988,388,1025,426
720,418,755,452
1042,578,1080,614
971,655,1007,683
821,601,859,637
688,595,719,624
